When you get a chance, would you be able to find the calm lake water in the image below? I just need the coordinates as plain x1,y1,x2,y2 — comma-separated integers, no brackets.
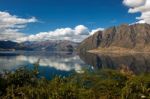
0,51,150,78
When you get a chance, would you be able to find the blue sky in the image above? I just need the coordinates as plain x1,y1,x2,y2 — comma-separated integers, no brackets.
0,0,147,42
0,0,139,33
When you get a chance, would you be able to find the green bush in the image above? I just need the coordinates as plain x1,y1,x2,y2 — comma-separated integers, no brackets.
0,65,150,99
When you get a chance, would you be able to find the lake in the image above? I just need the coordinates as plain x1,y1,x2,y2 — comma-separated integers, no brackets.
0,51,149,78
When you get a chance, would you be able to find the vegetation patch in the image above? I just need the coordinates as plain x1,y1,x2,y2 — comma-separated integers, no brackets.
0,64,150,99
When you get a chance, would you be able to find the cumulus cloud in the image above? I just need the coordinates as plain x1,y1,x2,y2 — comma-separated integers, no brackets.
90,28,104,35
123,0,146,7
0,11,37,41
123,0,150,24
17,25,102,42
0,11,103,42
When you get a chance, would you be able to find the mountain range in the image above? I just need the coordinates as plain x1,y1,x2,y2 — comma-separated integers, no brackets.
78,23,150,53
0,40,79,52
22,40,79,52
1,23,150,53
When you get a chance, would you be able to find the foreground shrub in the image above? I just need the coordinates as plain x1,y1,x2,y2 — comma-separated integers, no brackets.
0,66,150,99
122,74,150,99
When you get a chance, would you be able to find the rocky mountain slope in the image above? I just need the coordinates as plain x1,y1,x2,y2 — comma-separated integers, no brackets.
78,23,150,52
0,41,29,51
0,40,79,52
22,40,79,52
0,41,18,50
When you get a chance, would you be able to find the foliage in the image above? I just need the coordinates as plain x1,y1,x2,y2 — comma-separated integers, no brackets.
0,64,150,99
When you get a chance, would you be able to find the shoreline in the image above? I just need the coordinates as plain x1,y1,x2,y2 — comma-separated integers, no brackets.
88,48,150,55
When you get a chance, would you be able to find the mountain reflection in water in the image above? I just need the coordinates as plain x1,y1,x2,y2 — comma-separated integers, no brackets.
79,52,150,74
0,51,150,76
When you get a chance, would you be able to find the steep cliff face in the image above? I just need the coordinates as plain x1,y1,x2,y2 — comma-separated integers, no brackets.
78,31,103,52
78,24,150,52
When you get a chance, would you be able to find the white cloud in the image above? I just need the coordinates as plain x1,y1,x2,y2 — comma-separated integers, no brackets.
90,28,104,35
0,11,103,42
17,25,104,42
0,11,37,41
74,25,89,35
123,0,146,7
17,25,102,42
123,0,150,24
0,29,25,41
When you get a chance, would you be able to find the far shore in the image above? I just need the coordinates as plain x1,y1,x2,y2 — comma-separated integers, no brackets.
88,47,150,55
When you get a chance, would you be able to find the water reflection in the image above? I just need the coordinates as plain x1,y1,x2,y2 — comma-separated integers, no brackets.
0,55,26,71
0,51,86,74
79,52,150,74
1,51,150,75
17,55,84,73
